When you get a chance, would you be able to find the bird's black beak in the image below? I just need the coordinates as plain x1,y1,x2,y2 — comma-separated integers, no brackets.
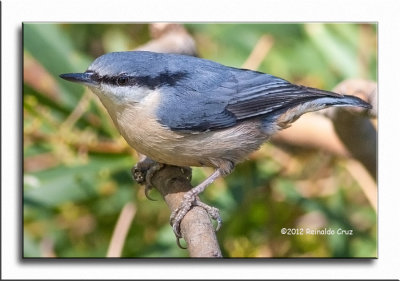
59,72,97,85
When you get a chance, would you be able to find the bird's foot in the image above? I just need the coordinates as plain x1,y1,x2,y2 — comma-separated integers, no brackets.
131,156,155,184
169,168,224,240
131,157,164,201
170,195,222,249
170,192,222,239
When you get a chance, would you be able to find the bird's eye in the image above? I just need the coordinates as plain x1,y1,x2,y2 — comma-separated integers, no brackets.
117,75,129,86
90,72,100,82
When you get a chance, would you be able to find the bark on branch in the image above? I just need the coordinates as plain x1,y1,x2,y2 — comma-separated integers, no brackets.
150,164,222,257
330,79,377,179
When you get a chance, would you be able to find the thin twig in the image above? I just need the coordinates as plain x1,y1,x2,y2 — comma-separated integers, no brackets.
107,202,137,257
61,89,92,129
344,159,377,211
242,35,274,70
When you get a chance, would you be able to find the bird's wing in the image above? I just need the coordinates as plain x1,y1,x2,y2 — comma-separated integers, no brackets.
156,65,343,132
225,68,343,120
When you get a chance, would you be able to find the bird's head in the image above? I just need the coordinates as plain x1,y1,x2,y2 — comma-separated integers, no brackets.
60,51,168,105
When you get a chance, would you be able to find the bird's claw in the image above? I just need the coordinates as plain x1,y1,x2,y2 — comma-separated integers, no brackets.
144,185,157,201
169,204,190,238
176,237,187,249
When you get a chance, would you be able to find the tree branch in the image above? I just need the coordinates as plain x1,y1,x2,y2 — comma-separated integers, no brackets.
150,164,222,257
330,79,377,179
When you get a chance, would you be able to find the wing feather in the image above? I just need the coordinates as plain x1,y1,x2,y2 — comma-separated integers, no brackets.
156,57,342,132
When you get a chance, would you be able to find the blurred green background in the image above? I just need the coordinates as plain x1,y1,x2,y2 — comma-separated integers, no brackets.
23,23,377,258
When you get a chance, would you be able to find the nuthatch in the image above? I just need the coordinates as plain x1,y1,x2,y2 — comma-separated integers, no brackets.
60,51,371,239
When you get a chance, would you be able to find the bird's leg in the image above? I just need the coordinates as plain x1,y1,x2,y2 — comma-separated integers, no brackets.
131,155,164,200
170,161,233,238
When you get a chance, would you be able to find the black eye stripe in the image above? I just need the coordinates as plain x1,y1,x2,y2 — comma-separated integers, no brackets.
88,71,187,89
93,74,131,86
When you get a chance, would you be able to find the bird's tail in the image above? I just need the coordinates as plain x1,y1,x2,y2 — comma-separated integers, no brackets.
301,86,372,108
265,86,372,130
309,93,371,109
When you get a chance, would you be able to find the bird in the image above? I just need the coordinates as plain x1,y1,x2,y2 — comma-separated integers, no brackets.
60,50,372,240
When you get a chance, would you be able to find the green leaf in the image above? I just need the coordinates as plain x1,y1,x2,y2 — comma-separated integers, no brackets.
24,155,132,207
305,23,359,78
23,24,92,108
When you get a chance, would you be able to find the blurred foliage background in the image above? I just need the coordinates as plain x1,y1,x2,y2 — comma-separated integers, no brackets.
23,23,377,258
